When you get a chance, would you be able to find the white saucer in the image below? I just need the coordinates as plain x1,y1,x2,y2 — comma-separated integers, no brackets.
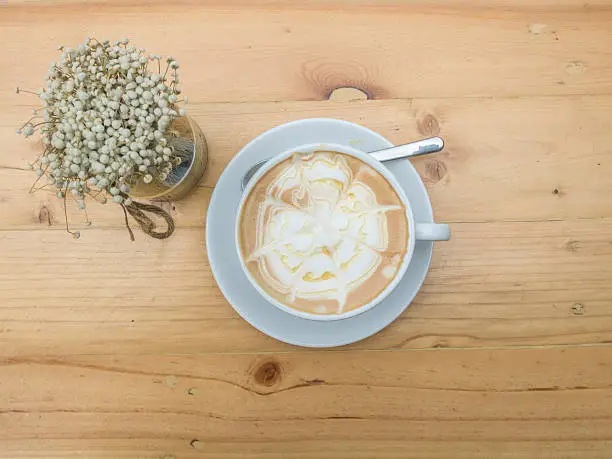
206,118,434,347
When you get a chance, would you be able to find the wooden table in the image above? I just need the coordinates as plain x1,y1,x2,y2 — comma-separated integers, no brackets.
2,1,612,457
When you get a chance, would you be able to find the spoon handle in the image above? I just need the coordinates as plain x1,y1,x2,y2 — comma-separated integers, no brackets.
370,137,444,162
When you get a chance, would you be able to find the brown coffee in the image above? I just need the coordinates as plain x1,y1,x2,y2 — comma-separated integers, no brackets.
238,150,408,316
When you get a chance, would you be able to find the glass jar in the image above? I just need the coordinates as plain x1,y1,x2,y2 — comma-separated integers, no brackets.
128,115,207,201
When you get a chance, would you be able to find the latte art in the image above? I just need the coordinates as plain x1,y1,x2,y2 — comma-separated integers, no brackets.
239,151,408,316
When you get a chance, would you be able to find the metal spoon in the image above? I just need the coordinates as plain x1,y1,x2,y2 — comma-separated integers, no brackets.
241,136,444,191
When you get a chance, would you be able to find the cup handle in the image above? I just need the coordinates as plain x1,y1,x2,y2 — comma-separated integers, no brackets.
415,222,451,241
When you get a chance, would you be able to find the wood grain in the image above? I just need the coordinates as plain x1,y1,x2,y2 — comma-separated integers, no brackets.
1,347,611,458
1,0,612,457
2,0,612,104
1,218,611,356
3,95,612,229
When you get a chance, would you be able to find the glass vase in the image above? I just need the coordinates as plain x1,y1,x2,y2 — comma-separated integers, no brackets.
128,115,207,201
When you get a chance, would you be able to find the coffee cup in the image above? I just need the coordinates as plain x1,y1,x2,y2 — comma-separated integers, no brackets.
236,142,450,321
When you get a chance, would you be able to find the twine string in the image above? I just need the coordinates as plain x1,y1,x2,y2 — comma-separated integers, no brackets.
121,199,175,240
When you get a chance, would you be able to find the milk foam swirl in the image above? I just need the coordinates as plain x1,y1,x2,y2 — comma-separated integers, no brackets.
248,152,401,313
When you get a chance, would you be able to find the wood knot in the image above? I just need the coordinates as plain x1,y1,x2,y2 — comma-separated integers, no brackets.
327,86,369,102
417,114,440,136
425,159,448,182
189,439,201,449
253,360,283,387
186,387,199,396
571,303,585,315
302,58,388,100
37,205,53,226
564,239,581,252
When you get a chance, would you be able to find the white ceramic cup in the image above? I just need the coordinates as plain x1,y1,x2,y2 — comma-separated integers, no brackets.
236,142,450,321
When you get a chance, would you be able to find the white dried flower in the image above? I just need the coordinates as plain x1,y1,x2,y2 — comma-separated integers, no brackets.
18,37,188,238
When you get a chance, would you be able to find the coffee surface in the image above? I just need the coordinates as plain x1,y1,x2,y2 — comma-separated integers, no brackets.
238,150,409,316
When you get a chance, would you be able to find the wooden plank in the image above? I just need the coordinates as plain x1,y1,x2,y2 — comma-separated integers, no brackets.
1,347,611,457
1,440,611,459
1,218,611,356
3,95,612,230
1,2,611,457
1,1,611,104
